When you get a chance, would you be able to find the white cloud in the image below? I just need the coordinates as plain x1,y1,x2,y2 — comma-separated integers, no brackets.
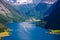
17,0,27,3
14,0,33,5
43,0,57,4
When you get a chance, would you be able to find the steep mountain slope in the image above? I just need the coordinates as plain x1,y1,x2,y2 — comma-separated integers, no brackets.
0,0,25,24
44,0,60,29
0,2,13,23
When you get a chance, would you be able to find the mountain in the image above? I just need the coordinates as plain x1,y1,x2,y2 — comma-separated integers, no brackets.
25,3,52,21
0,1,12,23
0,0,26,24
43,0,60,29
0,0,56,23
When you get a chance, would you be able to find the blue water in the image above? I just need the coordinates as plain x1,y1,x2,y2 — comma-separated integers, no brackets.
3,22,60,40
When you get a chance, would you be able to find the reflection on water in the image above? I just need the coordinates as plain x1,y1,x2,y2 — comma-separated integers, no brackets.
19,22,36,32
3,22,60,40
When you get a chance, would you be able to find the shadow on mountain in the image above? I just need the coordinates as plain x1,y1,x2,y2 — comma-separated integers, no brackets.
43,0,60,30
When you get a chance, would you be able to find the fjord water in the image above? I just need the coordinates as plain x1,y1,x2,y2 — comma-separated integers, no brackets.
3,22,60,40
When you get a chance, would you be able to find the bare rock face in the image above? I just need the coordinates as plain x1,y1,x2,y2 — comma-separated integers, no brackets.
0,0,23,23
0,1,13,23
0,2,9,23
0,2,8,16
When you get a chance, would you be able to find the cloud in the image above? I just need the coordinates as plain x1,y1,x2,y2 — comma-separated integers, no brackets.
42,0,57,4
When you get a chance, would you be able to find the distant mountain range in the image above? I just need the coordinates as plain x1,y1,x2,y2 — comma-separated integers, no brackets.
24,3,52,20
0,0,55,23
